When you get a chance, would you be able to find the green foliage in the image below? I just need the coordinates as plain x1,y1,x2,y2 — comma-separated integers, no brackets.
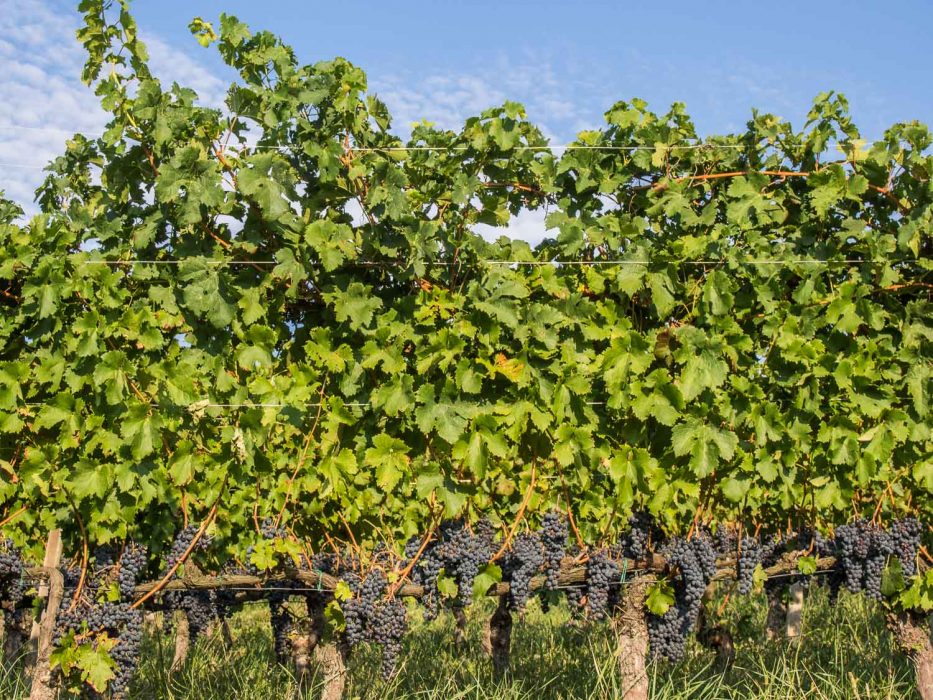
50,632,117,695
0,2,930,605
645,580,676,615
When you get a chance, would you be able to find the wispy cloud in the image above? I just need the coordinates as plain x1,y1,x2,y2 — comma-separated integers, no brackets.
371,50,606,144
0,0,225,212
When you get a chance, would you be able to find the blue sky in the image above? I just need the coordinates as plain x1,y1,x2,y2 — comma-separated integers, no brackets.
131,0,933,139
1,0,931,222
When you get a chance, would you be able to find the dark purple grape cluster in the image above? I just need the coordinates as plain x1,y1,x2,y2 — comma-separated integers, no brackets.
172,591,218,638
117,543,148,600
343,569,383,646
834,519,895,600
370,596,408,679
889,517,923,577
540,512,568,590
55,601,143,699
736,537,762,595
161,527,217,641
269,595,293,663
795,528,835,557
712,525,737,557
443,519,496,606
338,568,408,678
0,539,25,610
647,537,716,661
585,550,619,620
405,535,443,620
502,532,544,612
164,525,210,570
620,511,661,560
405,519,496,615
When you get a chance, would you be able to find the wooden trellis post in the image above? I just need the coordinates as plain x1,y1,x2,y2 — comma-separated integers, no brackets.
28,530,62,658
785,582,805,640
29,530,64,700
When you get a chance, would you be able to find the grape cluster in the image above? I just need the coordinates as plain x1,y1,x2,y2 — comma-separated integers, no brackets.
736,537,762,595
162,526,218,640
540,512,568,590
164,525,211,569
370,596,407,678
647,537,716,661
620,511,661,560
117,543,148,600
564,577,585,617
338,568,408,678
55,601,143,699
889,517,923,577
795,528,834,558
268,595,293,663
405,519,495,616
173,591,219,638
585,550,620,620
502,532,544,612
835,519,896,600
712,526,737,557
343,570,383,646
0,539,25,610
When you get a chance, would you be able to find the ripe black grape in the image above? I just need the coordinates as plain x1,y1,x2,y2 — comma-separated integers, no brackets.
585,550,619,620
117,543,148,600
540,511,568,590
834,519,894,600
736,537,762,595
621,511,661,560
502,532,544,612
0,539,25,610
647,537,715,661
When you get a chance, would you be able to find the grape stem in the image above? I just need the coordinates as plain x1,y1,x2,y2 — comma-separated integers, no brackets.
491,463,537,562
388,498,442,598
64,492,89,613
130,504,218,610
0,505,27,528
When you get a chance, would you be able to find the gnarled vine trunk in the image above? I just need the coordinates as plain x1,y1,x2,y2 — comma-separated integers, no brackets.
612,579,650,700
313,641,347,700
293,597,325,685
887,613,933,700
453,606,468,647
483,596,512,680
170,610,190,673
765,587,786,639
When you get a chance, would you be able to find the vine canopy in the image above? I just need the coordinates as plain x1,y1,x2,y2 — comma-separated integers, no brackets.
0,0,930,565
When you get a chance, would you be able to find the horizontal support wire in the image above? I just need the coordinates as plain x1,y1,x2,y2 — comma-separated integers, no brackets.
80,260,278,266
69,258,887,266
0,123,878,151
18,401,607,409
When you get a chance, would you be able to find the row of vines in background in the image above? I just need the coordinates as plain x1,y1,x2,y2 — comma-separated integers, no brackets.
0,0,930,696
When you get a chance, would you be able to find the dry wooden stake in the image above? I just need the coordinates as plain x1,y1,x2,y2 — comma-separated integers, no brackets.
785,582,805,640
28,531,64,700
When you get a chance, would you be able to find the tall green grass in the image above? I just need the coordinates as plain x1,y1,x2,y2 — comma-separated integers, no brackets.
2,585,919,699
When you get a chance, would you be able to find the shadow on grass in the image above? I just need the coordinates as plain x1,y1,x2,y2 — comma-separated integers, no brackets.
0,583,919,699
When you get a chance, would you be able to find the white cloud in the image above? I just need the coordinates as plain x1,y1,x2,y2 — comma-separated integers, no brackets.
0,0,225,213
371,51,602,145
145,33,227,109
475,208,554,248
0,6,573,245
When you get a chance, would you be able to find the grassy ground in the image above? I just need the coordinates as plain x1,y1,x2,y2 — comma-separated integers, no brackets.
1,584,920,699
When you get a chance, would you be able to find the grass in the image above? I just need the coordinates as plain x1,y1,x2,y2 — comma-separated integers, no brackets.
2,584,920,699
